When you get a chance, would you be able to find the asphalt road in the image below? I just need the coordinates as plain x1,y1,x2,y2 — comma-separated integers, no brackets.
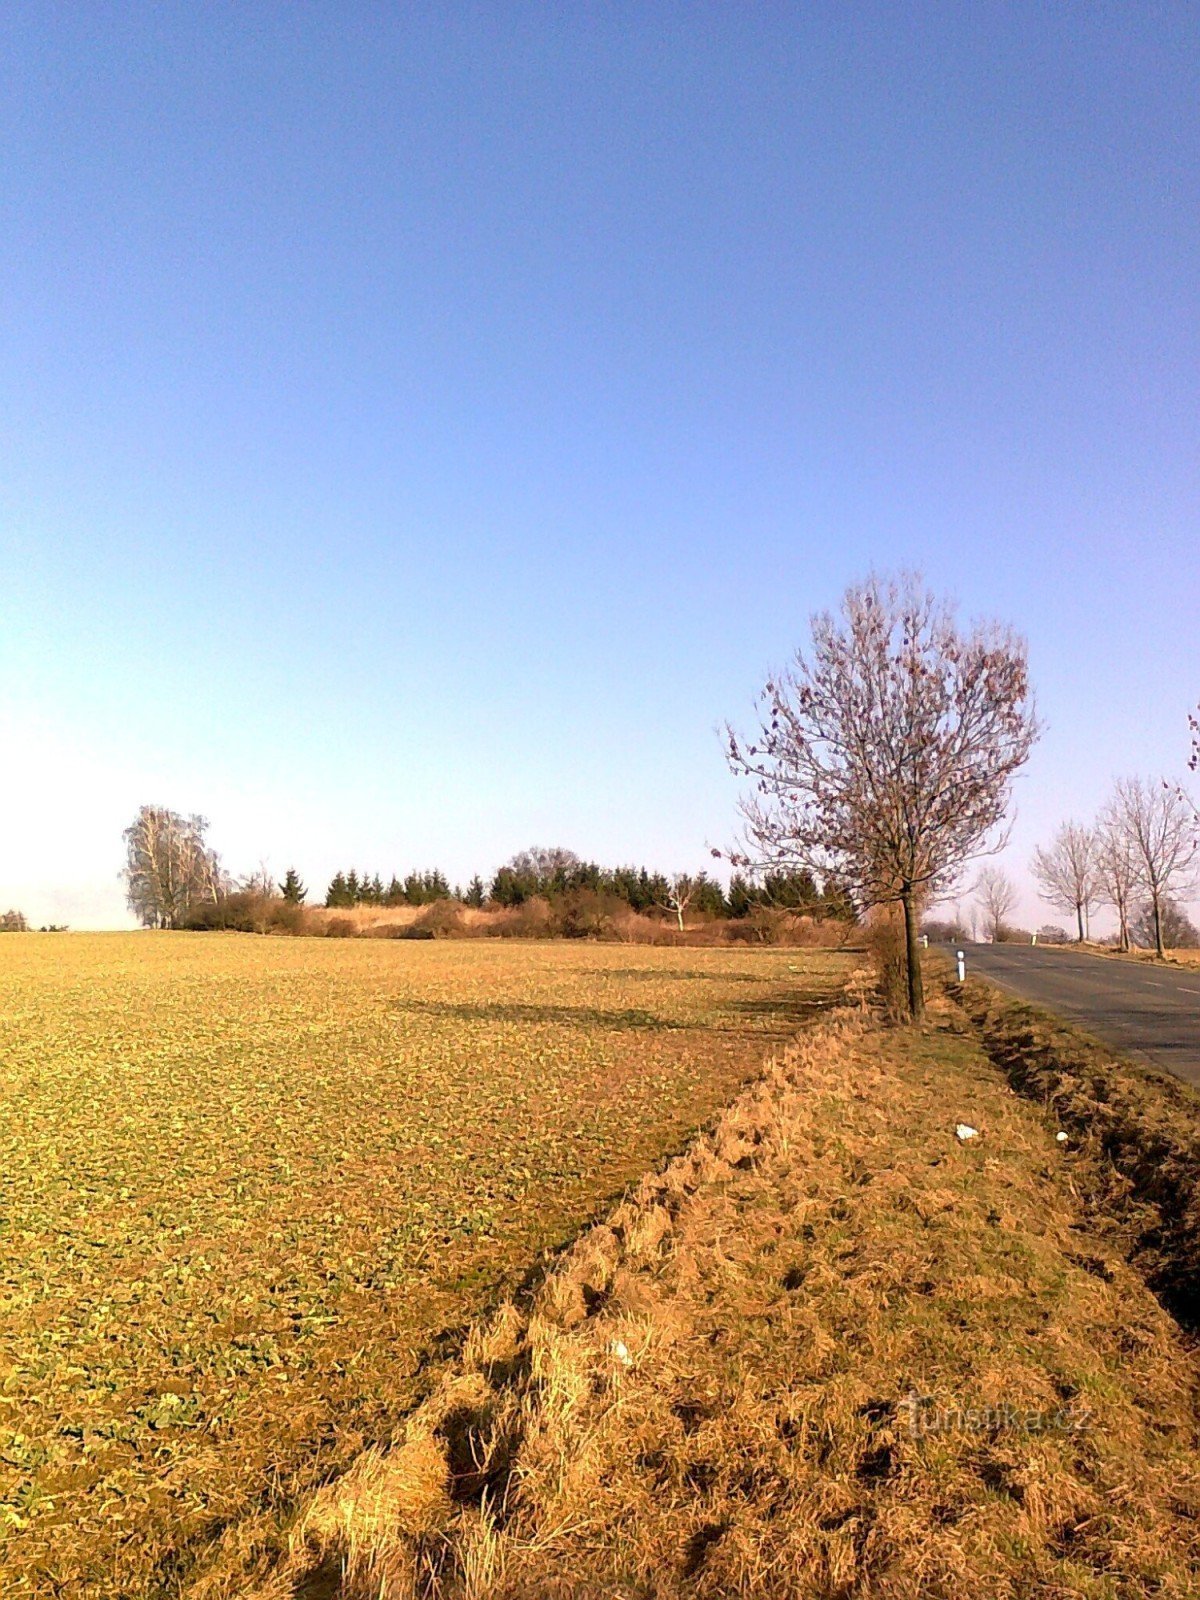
959,942,1200,1088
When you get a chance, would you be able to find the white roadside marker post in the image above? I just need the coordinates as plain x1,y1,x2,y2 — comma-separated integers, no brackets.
956,949,966,983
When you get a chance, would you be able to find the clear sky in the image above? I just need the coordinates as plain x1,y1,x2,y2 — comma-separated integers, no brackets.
2,3,1197,930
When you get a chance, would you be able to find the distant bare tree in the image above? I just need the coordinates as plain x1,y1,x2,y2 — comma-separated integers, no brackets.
241,862,277,898
726,572,1038,1019
1095,807,1138,951
506,846,580,892
974,866,1018,940
1030,822,1098,943
0,909,29,932
122,807,227,928
659,873,697,933
1109,778,1198,957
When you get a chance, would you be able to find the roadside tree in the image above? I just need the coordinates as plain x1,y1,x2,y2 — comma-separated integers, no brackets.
1095,808,1137,951
1110,778,1197,958
1030,822,1098,943
1130,897,1199,951
726,573,1038,1019
974,866,1018,940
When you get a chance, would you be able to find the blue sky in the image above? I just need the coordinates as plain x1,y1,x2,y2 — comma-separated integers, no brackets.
2,3,1197,928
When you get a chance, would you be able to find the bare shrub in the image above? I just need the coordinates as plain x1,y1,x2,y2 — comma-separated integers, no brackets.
265,900,309,936
486,897,557,939
325,916,357,938
183,890,274,933
558,889,618,939
414,901,470,938
863,905,907,1020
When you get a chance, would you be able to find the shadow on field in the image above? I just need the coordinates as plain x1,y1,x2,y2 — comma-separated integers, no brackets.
595,968,780,983
396,988,836,1038
396,999,688,1031
725,992,835,1035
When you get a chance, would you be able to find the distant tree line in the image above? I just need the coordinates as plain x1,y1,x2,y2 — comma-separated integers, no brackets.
318,847,856,921
325,868,453,908
1030,777,1197,956
118,806,859,933
955,770,1199,955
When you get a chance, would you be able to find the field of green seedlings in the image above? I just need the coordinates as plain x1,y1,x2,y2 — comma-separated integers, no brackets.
0,934,847,1598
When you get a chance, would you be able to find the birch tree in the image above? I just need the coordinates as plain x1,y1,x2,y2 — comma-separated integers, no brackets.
1030,822,1098,943
1109,778,1197,958
725,573,1038,1019
122,807,226,928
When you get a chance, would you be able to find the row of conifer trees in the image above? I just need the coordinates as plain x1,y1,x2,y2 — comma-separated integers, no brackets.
315,859,854,920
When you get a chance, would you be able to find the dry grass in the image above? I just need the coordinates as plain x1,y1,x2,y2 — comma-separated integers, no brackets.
252,1001,1200,1599
0,935,848,1599
959,977,1200,1328
1052,942,1200,969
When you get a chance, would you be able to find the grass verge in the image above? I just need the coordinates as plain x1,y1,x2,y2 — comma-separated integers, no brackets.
247,1000,1200,1599
958,977,1200,1329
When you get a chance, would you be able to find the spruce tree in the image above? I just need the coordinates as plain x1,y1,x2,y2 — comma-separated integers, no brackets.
281,868,307,904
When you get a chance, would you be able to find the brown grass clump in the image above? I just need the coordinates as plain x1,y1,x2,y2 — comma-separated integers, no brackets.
251,1006,1200,1599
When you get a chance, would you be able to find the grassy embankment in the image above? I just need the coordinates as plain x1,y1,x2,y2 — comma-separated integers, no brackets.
260,989,1200,1599
0,934,848,1599
1052,942,1200,969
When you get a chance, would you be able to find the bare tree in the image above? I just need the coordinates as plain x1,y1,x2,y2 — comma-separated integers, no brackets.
1095,807,1138,951
1030,822,1098,944
241,862,277,898
974,866,1018,940
1109,778,1198,958
659,873,697,932
725,573,1038,1019
505,846,581,893
122,807,227,928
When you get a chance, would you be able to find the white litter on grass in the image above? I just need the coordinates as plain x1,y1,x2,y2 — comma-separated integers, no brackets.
955,1124,979,1142
610,1339,633,1368
1056,1131,1070,1144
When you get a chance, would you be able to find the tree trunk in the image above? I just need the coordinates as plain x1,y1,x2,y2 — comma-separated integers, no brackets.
1153,892,1165,958
900,888,924,1021
1076,902,1084,943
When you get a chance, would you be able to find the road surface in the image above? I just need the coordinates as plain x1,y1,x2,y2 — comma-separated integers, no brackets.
958,942,1200,1088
